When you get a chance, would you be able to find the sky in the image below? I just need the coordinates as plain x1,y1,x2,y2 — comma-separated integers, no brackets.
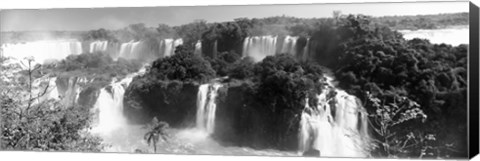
0,1,469,32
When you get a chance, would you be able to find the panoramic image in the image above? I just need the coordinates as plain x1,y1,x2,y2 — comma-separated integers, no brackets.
0,1,470,159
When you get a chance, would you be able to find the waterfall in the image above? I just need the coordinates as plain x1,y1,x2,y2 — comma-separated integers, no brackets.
281,36,298,55
0,40,82,65
196,83,223,135
91,67,146,135
162,39,173,57
242,36,278,61
89,41,109,53
194,40,202,55
162,38,183,57
119,41,141,59
299,76,369,157
302,38,310,62
242,35,303,62
93,82,127,133
173,39,184,48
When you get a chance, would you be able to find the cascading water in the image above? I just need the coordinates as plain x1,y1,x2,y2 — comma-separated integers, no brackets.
54,77,91,107
119,41,141,59
242,36,278,61
89,41,109,53
299,76,369,157
89,68,147,152
281,36,298,55
174,39,184,48
302,38,310,62
92,80,127,134
161,38,184,57
196,83,223,135
194,40,202,55
91,67,145,134
242,35,303,62
0,40,82,65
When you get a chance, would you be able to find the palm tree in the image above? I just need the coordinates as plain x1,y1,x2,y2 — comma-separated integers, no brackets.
144,117,170,153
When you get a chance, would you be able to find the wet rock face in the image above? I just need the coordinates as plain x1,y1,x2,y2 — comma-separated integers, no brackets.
123,80,199,127
302,149,321,157
214,82,303,151
77,86,101,108
54,76,103,109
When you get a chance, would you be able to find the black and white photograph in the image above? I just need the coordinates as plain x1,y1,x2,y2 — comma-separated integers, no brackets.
0,0,475,159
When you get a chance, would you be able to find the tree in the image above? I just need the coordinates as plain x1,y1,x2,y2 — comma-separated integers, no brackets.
364,91,437,158
147,48,216,82
156,24,175,38
174,20,210,49
201,22,244,58
143,117,170,153
1,57,104,151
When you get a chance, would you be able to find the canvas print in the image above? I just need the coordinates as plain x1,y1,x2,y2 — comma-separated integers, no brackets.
0,1,471,159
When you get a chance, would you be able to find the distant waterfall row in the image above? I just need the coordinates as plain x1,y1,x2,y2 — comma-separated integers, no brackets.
0,38,191,65
298,77,369,157
90,39,185,60
1,40,82,64
242,35,308,62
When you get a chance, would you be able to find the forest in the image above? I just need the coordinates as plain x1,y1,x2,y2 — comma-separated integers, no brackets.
0,12,469,159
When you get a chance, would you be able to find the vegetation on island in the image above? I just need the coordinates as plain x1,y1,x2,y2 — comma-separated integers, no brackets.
0,57,104,151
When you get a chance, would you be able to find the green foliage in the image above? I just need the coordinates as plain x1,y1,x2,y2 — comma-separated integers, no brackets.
205,51,241,77
143,117,170,153
253,53,324,115
228,57,256,80
82,28,118,42
145,46,216,82
372,13,468,30
55,52,142,82
235,54,324,148
365,91,430,158
156,24,176,38
201,22,245,57
173,20,210,49
0,57,104,151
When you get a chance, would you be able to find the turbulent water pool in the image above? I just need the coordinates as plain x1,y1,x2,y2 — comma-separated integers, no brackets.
87,69,298,156
95,125,297,156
